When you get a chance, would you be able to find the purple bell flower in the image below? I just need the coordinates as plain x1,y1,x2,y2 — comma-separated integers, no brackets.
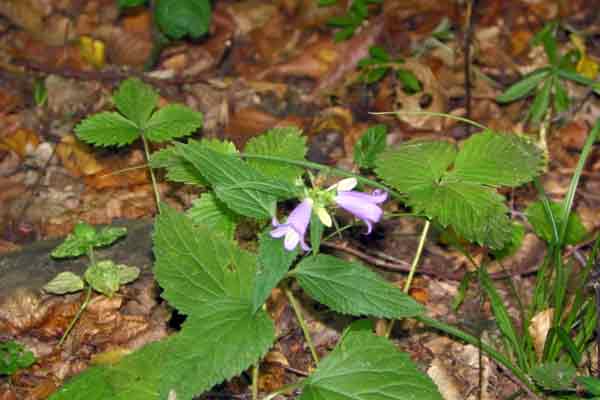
270,198,312,251
334,179,387,234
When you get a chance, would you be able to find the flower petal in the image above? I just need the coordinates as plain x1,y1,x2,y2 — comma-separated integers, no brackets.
316,207,333,227
336,177,358,192
284,230,300,250
270,225,290,238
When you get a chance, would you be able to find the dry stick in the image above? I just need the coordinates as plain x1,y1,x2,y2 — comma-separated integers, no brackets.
385,220,431,338
463,0,475,135
251,364,259,400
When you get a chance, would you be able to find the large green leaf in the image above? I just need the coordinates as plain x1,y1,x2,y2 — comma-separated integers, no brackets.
149,139,237,186
75,112,140,147
187,193,239,240
252,232,298,312
177,143,277,219
159,300,275,399
409,182,511,249
448,130,545,187
144,104,203,143
155,0,211,39
294,255,424,318
244,127,307,184
113,78,157,127
153,204,230,313
375,140,456,193
530,362,576,391
299,330,443,400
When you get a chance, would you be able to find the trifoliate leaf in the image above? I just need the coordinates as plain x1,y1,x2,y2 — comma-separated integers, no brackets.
299,330,443,400
84,261,122,297
187,193,239,240
149,139,237,186
144,104,203,143
177,144,277,219
408,182,511,249
155,0,211,39
353,124,387,169
530,362,576,391
294,254,424,318
252,232,298,312
525,200,587,245
44,272,85,294
244,127,307,184
113,78,158,127
375,140,457,193
448,131,545,187
75,112,140,147
159,300,275,399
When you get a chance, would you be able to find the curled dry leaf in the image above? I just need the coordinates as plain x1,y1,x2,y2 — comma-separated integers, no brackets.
529,308,554,360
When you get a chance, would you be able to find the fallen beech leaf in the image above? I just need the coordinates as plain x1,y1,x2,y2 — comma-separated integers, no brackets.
0,128,40,158
56,134,104,177
529,308,554,360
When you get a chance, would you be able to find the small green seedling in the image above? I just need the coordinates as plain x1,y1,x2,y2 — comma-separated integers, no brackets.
497,22,600,126
0,340,35,377
33,79,48,108
357,46,421,93
319,0,383,42
74,78,203,208
45,222,139,346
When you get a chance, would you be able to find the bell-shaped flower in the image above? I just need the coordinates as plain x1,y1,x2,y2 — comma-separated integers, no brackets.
333,178,387,234
270,198,313,251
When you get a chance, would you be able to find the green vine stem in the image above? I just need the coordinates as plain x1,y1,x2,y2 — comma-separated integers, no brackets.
385,219,431,338
58,245,96,347
284,286,320,365
141,135,161,210
370,110,488,130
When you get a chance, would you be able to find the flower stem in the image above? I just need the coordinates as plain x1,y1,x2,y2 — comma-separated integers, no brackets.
370,110,487,130
385,219,430,338
141,135,161,210
284,286,319,365
59,284,92,347
252,364,259,400
240,153,406,202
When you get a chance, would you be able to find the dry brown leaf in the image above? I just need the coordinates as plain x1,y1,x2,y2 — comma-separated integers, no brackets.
56,134,104,177
94,25,152,67
529,308,554,360
427,358,462,400
0,128,40,158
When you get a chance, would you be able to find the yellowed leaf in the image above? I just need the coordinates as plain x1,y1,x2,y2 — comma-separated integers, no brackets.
56,134,104,177
571,34,599,80
79,35,106,68
528,308,554,360
0,128,40,158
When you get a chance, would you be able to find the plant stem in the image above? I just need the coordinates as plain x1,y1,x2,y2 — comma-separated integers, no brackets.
252,364,259,400
284,287,319,365
385,219,431,338
370,111,487,130
240,153,405,202
59,285,91,347
141,135,161,210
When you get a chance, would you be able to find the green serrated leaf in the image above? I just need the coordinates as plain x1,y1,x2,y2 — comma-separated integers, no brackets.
159,300,275,399
354,124,387,169
376,140,457,193
491,222,525,260
75,112,140,147
113,78,158,127
497,69,550,103
153,204,254,312
252,232,298,312
177,144,277,219
529,77,552,124
299,331,443,400
144,104,203,143
525,200,587,245
530,362,576,391
410,182,512,249
94,226,127,247
155,0,211,39
309,212,324,255
397,68,421,93
115,264,140,285
244,127,307,184
74,222,96,241
577,376,600,396
222,248,257,304
187,193,239,240
118,0,147,7
448,130,545,187
364,67,387,83
150,139,237,186
85,261,122,297
44,272,85,294
51,235,89,258
368,46,389,61
294,254,424,318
